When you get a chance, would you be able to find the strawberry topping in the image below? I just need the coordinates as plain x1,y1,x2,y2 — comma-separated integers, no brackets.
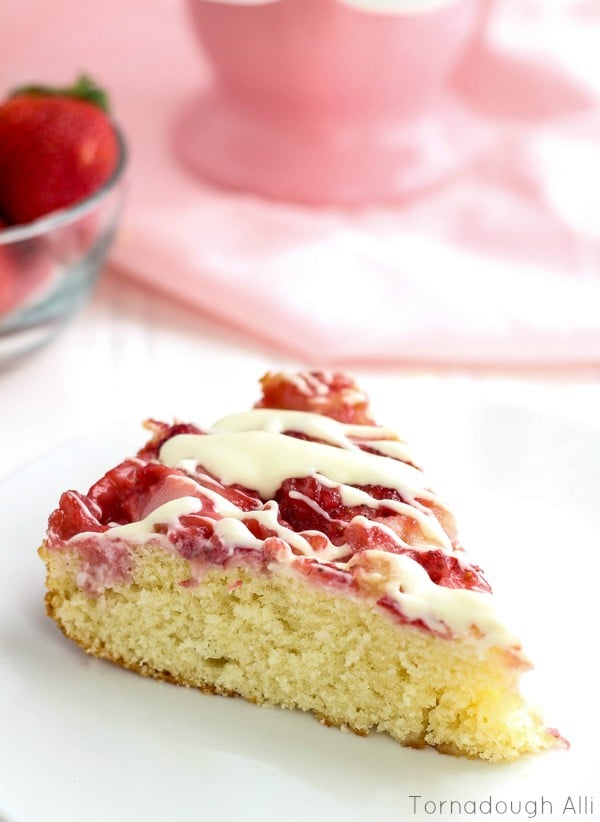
256,371,374,424
46,372,493,630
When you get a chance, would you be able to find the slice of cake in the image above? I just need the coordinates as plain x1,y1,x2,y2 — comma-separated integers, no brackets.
39,371,565,762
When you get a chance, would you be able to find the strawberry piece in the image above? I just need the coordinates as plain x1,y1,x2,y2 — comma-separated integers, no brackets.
47,491,107,543
87,460,213,525
256,371,375,424
0,76,119,224
137,420,205,462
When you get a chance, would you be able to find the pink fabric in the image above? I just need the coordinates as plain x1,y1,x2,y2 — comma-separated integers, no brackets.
1,0,600,365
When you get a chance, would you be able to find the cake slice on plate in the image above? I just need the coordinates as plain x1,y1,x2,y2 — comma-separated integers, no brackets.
39,371,565,762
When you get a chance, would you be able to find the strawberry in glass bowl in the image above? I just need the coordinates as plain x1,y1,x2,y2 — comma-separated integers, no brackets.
0,76,127,363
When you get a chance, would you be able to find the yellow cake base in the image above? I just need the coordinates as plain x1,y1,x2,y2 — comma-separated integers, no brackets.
39,542,556,762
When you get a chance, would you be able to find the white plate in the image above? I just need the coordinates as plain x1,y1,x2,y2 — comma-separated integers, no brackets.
0,402,598,822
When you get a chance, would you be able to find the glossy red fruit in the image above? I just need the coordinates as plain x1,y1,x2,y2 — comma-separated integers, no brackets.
0,76,118,225
256,371,375,424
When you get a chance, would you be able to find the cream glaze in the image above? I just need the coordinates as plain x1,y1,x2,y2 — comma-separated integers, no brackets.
160,431,432,506
160,410,516,647
95,493,517,649
69,409,518,649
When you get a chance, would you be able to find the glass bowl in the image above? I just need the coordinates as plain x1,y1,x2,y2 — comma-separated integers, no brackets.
0,128,127,364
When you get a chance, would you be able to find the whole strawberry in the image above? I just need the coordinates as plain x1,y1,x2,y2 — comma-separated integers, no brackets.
0,75,119,225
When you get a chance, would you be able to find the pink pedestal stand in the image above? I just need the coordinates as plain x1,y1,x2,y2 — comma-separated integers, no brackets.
177,0,488,206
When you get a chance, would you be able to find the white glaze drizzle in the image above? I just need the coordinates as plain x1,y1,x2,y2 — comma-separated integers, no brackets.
160,430,433,506
348,549,513,644
312,473,451,549
161,409,457,555
360,439,414,463
212,409,414,461
214,409,375,447
67,408,517,648
288,489,334,521
76,494,515,648
97,495,347,563
86,496,205,542
214,412,440,549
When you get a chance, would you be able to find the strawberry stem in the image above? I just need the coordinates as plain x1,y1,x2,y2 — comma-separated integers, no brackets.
11,74,110,112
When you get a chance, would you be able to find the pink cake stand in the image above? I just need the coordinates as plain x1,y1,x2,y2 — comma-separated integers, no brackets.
176,0,490,206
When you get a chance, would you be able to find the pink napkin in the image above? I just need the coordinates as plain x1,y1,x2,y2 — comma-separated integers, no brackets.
2,0,600,365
